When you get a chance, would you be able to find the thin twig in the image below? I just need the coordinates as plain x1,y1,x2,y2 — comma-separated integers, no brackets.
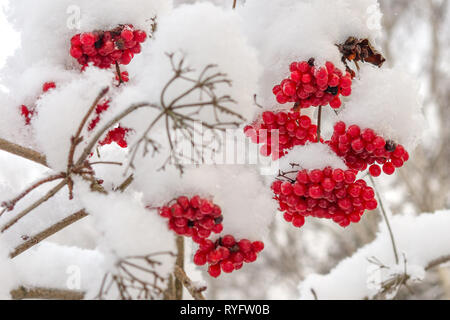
1,173,65,215
425,255,450,270
10,286,85,300
1,180,68,233
233,0,237,9
369,176,399,264
10,210,88,259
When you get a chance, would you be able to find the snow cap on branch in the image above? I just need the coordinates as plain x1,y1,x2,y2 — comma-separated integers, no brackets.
123,2,262,122
279,143,348,172
33,67,112,171
3,0,172,70
337,66,426,150
299,210,450,300
239,0,382,108
133,158,276,241
76,180,176,269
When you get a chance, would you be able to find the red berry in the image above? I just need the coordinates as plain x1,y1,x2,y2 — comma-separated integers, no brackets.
80,32,96,46
382,162,395,175
208,264,221,278
369,165,381,177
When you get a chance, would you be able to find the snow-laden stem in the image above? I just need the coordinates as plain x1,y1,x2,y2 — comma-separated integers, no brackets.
369,175,399,264
1,173,65,216
1,179,68,233
0,137,47,167
10,209,88,259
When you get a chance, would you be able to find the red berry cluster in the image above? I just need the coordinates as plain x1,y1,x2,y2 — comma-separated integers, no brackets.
21,82,56,125
158,196,224,244
244,111,319,160
327,122,409,177
70,25,147,69
99,126,130,148
271,167,378,228
273,59,352,109
193,235,264,278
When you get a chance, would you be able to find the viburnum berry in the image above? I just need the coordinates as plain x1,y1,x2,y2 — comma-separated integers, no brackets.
327,122,409,176
194,235,264,278
70,25,147,69
20,81,57,125
99,126,130,148
272,166,378,228
244,111,320,160
156,196,224,244
273,58,353,109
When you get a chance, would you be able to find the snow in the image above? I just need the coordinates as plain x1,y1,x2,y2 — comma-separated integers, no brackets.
75,179,176,271
279,143,348,172
338,66,427,150
0,239,17,299
33,67,113,171
12,242,107,297
133,159,277,241
121,2,262,122
299,210,450,300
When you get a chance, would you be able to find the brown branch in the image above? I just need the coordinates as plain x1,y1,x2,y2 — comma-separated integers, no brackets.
1,174,66,215
115,62,124,85
174,235,184,300
115,174,134,193
174,266,206,300
10,286,85,300
10,210,88,259
0,137,47,167
233,0,237,9
425,255,450,271
1,180,68,233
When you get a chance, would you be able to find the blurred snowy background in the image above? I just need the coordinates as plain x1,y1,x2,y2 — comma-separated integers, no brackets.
0,0,449,299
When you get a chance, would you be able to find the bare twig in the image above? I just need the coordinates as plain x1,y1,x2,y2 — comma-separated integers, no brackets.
369,176,399,264
1,173,65,215
10,210,88,259
174,266,206,300
10,286,85,300
0,137,47,167
1,180,68,233
426,255,450,271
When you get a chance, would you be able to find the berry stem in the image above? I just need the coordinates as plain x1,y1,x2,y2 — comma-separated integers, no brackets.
317,106,322,143
115,62,124,85
369,175,399,264
175,235,185,300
